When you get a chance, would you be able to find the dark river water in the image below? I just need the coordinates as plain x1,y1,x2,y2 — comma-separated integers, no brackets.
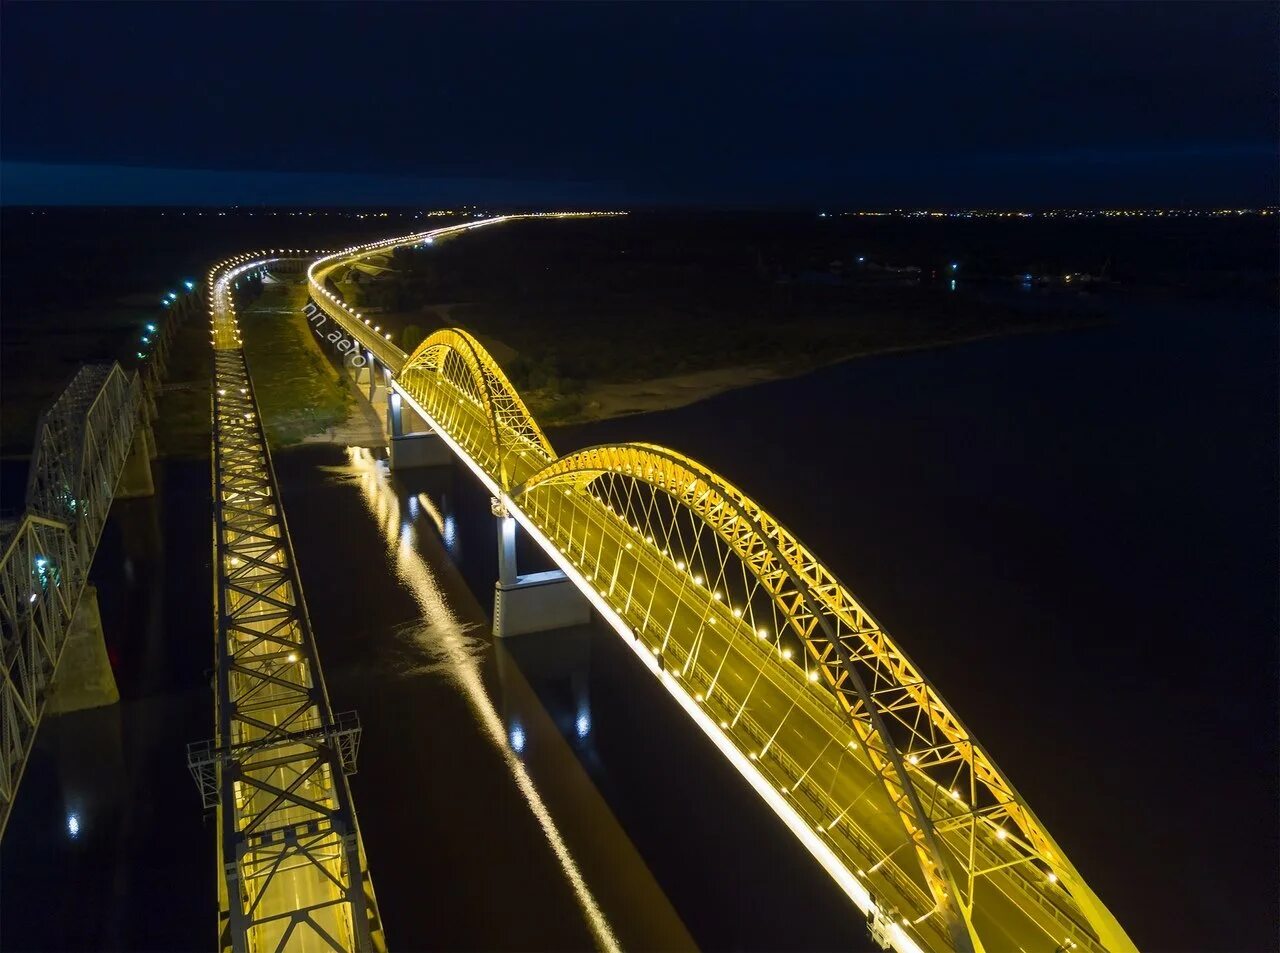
2,287,1275,952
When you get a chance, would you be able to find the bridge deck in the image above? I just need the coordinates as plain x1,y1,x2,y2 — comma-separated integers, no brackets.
192,257,384,953
393,371,1101,953
306,219,1135,953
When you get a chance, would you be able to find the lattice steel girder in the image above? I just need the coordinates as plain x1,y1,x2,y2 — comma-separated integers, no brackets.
511,442,1138,953
0,362,141,837
208,338,384,953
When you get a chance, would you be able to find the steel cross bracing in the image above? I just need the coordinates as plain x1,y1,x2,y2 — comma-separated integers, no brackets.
399,328,555,490
307,219,1137,953
510,445,1134,953
0,363,140,836
190,256,384,953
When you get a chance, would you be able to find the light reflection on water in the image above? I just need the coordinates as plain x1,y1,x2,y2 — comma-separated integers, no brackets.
336,447,621,953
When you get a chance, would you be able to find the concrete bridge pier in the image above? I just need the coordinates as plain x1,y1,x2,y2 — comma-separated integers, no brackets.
46,585,120,715
138,384,159,460
141,417,157,460
117,424,155,499
362,350,379,403
388,389,453,470
492,500,591,638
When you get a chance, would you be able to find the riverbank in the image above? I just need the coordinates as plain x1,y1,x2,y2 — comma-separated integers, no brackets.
239,301,1101,439
237,278,354,447
526,312,1104,425
326,213,1128,428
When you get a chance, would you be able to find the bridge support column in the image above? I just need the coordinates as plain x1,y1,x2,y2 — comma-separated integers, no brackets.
117,424,155,498
141,413,158,459
388,389,403,438
388,390,453,470
492,505,591,638
46,585,120,715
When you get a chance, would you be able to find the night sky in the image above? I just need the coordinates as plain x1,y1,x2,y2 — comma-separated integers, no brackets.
2,2,1276,207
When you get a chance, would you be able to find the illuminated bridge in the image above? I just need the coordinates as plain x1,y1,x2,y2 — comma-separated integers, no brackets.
0,305,179,835
291,216,1137,953
187,253,384,953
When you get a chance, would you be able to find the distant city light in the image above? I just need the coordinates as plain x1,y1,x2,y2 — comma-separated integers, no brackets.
575,710,591,739
510,723,526,753
843,207,1274,219
66,813,80,838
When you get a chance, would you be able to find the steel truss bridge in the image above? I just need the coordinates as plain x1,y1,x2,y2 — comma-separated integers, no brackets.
0,362,147,836
286,214,1134,953
189,253,385,953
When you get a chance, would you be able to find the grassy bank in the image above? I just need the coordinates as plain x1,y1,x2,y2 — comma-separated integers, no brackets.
238,278,353,448
327,217,1106,426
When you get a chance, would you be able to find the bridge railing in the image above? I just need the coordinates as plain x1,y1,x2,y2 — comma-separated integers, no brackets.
305,284,407,374
305,214,628,382
306,213,1131,953
525,474,1111,953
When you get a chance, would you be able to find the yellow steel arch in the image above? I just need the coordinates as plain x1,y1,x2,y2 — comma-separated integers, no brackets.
512,442,1136,953
400,329,554,488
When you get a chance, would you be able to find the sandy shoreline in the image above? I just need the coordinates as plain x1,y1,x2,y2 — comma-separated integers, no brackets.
280,318,1100,445
542,319,1098,426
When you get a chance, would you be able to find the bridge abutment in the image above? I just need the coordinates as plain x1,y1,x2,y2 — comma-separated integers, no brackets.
46,585,120,715
492,508,591,638
356,353,377,401
141,413,158,459
117,424,155,498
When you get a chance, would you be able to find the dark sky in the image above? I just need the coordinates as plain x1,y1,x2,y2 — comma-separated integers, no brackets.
2,2,1276,207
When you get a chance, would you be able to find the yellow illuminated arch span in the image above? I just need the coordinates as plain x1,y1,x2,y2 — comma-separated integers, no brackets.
399,328,554,488
512,443,1136,953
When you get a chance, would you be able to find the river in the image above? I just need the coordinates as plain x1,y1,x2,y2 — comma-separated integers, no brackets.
2,286,1275,952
